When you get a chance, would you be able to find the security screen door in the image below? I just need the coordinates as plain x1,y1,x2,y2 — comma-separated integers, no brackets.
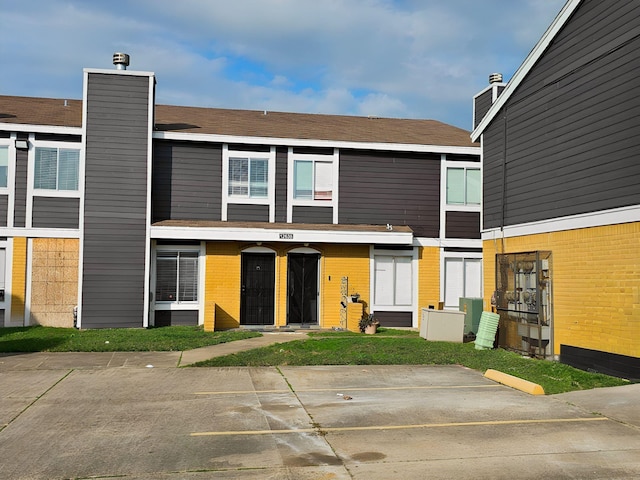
240,253,275,325
287,253,320,325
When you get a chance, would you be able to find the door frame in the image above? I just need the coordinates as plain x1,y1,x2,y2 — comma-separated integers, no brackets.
240,247,277,326
286,247,321,326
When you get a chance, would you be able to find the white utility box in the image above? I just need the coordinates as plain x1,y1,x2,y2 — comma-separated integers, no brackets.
420,308,466,342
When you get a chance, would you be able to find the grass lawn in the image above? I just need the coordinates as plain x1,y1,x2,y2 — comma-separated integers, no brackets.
0,325,261,352
193,328,629,395
0,326,629,394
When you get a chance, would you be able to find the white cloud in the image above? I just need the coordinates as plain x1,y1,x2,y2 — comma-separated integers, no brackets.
1,0,566,129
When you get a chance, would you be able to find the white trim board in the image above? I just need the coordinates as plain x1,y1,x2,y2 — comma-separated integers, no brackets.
0,124,82,135
482,204,640,240
156,131,480,156
151,225,413,245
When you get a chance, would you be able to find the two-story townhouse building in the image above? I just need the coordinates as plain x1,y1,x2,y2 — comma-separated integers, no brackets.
0,56,481,332
472,0,639,380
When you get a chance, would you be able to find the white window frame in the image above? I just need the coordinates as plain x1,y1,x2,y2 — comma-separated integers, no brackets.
0,141,11,192
445,165,480,206
440,156,482,239
287,148,339,223
370,247,419,326
441,251,483,309
152,244,204,312
30,142,81,197
222,145,276,221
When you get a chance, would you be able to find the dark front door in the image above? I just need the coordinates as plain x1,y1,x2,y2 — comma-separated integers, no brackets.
241,253,275,325
287,253,320,325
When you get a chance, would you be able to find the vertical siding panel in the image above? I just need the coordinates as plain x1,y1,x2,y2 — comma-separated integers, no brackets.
82,73,151,328
339,150,441,237
14,149,27,228
275,147,288,223
32,197,80,229
152,141,221,222
484,0,640,227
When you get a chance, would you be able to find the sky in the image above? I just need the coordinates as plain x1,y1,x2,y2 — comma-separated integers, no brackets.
1,0,567,130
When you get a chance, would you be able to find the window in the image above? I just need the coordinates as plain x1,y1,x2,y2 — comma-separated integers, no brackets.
444,257,482,308
294,159,333,200
34,147,79,191
447,167,480,205
0,147,7,188
228,156,268,198
374,255,412,306
155,251,198,303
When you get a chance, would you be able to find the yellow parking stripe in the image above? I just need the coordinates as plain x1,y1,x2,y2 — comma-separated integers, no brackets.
193,384,501,395
191,416,608,437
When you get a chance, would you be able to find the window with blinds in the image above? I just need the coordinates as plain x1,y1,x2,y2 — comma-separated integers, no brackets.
155,251,198,303
228,157,268,198
34,147,79,191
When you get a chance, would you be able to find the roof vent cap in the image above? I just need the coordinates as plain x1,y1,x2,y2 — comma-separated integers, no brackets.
113,52,130,70
489,72,503,84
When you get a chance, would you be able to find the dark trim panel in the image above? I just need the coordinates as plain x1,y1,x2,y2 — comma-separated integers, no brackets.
155,310,199,327
560,344,639,382
374,311,412,327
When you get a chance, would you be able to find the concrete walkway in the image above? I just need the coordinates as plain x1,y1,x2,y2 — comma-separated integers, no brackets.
0,331,309,370
179,331,309,365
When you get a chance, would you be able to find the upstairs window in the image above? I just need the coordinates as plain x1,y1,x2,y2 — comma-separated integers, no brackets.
0,147,7,188
447,167,480,205
155,251,199,303
34,147,79,191
294,159,333,200
228,156,268,198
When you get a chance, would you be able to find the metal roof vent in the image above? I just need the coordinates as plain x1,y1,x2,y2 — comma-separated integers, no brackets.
489,72,503,84
113,52,130,70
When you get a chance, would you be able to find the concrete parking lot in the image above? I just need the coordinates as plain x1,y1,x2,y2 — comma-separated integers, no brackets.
0,357,639,479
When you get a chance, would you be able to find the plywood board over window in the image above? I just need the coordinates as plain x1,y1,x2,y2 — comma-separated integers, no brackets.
30,238,79,327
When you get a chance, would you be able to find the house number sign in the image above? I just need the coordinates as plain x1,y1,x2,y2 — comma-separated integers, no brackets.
279,233,294,239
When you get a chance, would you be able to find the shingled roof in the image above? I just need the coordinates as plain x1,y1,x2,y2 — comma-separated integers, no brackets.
0,95,477,148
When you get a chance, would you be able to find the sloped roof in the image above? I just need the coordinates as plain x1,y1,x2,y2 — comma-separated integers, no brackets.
0,95,477,148
471,0,581,141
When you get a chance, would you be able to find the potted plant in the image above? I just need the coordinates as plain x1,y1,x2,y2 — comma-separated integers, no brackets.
359,313,379,334
350,292,360,303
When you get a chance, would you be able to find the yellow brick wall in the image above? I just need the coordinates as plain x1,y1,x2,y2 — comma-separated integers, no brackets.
10,237,27,325
320,244,370,330
483,222,640,358
30,238,79,327
417,246,441,327
203,242,442,332
204,242,371,330
205,242,242,330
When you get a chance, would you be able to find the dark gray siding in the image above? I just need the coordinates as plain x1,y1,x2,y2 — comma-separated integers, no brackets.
374,311,412,327
339,150,440,237
152,141,221,222
445,211,480,239
227,204,269,222
274,147,288,223
0,195,7,227
32,197,80,228
292,206,333,224
483,0,640,228
474,89,493,129
154,310,198,327
14,148,27,228
82,73,151,328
